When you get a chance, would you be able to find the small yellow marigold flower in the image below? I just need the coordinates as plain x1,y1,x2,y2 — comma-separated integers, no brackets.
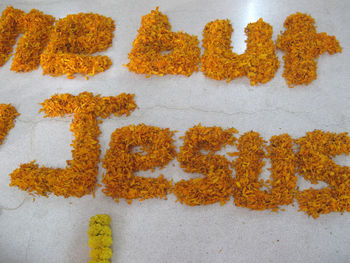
88,225,112,237
88,214,113,262
88,235,113,248
90,247,113,260
89,214,111,226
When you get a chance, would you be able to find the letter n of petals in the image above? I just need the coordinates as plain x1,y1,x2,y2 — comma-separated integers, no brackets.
0,6,25,66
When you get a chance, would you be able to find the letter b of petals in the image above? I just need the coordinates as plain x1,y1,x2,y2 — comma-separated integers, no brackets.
126,7,201,77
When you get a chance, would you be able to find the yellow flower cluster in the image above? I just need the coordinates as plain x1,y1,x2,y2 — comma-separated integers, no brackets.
88,214,113,263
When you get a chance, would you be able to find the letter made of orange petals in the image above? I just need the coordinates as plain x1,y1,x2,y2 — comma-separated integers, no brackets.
10,92,136,197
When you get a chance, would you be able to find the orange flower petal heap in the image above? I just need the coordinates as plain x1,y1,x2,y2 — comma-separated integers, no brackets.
296,130,350,218
10,92,136,197
0,6,25,66
11,9,55,72
174,125,237,206
201,18,279,85
276,13,342,87
233,132,297,210
102,124,176,203
126,7,200,77
40,13,115,78
268,134,297,207
0,103,19,145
